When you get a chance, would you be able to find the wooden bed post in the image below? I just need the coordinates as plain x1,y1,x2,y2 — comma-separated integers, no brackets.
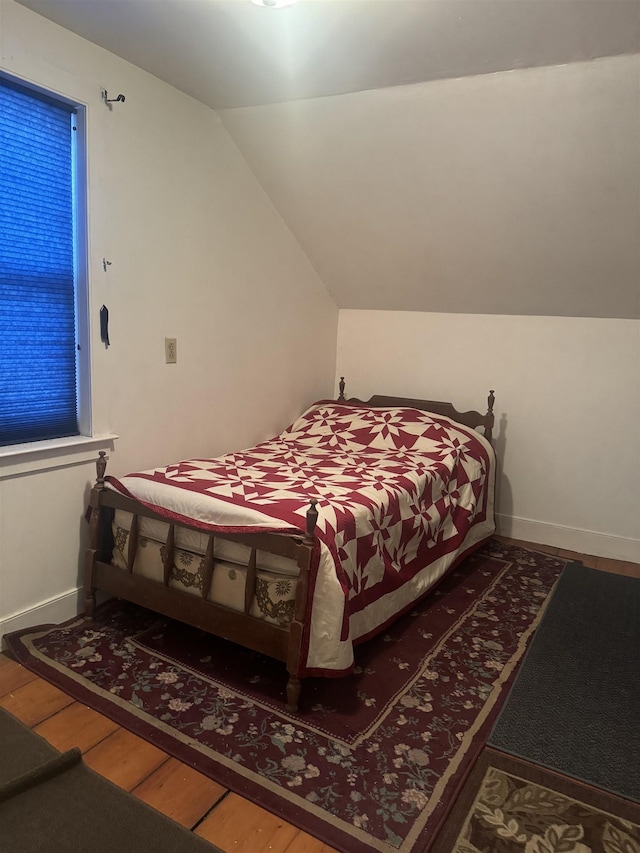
485,390,495,446
84,451,108,617
96,450,108,489
304,499,319,545
285,499,319,712
338,377,346,401
286,677,302,714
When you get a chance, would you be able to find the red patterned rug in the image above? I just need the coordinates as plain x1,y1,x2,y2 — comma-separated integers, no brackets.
7,541,567,853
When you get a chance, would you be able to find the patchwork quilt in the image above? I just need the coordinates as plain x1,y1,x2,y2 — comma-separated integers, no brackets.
106,401,495,673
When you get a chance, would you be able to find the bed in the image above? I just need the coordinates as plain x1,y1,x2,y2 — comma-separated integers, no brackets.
84,381,496,712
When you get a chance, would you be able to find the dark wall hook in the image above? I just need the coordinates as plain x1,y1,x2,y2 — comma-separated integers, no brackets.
101,89,126,108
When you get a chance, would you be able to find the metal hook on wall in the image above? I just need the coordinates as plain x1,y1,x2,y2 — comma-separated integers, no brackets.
101,89,126,109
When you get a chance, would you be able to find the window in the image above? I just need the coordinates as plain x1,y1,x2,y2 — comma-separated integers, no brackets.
0,75,89,447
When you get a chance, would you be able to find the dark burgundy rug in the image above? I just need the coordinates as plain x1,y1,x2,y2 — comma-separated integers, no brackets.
7,541,567,853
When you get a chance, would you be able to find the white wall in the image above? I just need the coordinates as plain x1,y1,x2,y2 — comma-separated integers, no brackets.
337,310,640,562
0,0,338,641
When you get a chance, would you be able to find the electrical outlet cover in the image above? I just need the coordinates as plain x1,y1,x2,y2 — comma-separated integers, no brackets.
165,337,177,363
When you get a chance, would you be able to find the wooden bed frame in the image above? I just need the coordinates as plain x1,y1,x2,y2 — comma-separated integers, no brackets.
84,382,495,712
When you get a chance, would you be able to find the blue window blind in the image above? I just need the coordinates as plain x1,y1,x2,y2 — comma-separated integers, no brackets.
0,78,78,446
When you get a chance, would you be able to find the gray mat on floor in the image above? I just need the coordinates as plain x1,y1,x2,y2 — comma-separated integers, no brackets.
0,707,223,853
489,562,640,802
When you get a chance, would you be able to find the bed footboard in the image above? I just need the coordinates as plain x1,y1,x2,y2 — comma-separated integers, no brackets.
84,452,318,712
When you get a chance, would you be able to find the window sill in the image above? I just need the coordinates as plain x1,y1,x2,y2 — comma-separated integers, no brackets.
0,434,119,479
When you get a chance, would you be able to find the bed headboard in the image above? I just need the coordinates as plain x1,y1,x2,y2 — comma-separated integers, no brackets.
337,377,495,446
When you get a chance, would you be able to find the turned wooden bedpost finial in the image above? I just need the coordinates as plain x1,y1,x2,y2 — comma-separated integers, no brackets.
96,451,108,489
304,499,319,544
485,390,495,446
338,377,346,401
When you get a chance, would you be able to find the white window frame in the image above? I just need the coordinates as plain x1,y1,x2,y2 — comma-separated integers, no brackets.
0,73,117,477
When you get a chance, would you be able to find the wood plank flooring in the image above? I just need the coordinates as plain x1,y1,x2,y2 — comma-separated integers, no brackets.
1,538,638,853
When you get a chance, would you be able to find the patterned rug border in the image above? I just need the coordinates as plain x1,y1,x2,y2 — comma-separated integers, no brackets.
129,556,522,750
6,542,568,853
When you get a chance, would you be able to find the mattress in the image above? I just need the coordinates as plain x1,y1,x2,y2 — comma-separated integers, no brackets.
111,509,299,628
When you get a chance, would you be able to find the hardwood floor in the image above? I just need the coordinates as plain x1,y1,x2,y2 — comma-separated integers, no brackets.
1,538,638,853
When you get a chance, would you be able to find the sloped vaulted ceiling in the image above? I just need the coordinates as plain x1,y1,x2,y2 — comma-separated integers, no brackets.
15,0,640,318
219,53,640,318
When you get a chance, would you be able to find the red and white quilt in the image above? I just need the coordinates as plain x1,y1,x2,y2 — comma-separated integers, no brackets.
106,401,495,674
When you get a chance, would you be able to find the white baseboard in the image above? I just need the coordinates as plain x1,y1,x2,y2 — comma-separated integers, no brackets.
496,514,640,563
0,587,84,649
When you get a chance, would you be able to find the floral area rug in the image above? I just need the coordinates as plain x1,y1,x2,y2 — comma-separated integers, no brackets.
430,747,640,853
7,541,567,853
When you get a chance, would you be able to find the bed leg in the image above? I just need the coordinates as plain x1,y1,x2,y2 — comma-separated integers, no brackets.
84,589,96,619
286,676,302,713
84,550,97,619
84,483,105,621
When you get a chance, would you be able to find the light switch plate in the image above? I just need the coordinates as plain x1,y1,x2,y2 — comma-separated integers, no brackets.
165,337,177,364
